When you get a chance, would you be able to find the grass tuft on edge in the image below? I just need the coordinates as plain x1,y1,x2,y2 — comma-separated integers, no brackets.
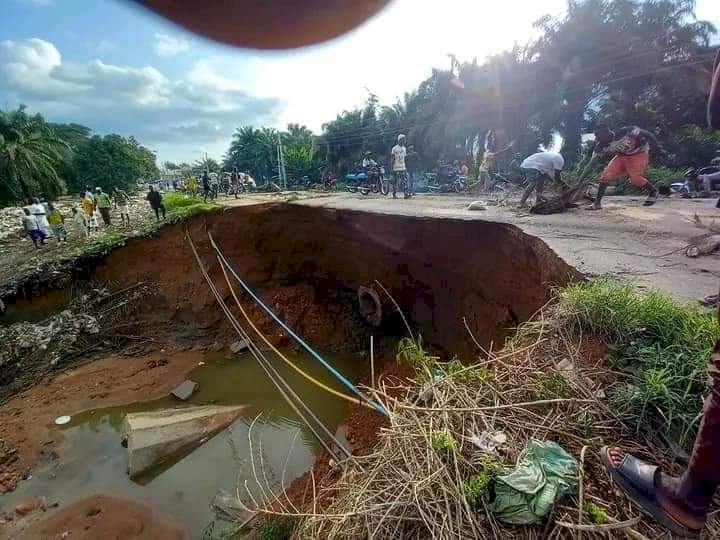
557,279,719,447
163,192,221,224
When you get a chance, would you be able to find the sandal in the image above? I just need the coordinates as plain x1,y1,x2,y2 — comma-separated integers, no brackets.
585,202,602,210
599,447,701,538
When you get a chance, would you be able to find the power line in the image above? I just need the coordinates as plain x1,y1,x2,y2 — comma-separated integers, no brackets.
317,52,717,148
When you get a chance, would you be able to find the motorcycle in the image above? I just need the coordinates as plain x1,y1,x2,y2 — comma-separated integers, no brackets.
345,165,389,195
427,166,467,193
680,165,720,194
345,169,367,193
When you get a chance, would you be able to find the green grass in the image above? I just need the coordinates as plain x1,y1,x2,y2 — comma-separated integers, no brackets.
557,280,719,447
582,501,609,525
163,192,221,224
259,517,296,540
534,372,571,401
396,336,438,379
75,229,127,258
396,338,492,383
461,456,504,504
432,431,459,453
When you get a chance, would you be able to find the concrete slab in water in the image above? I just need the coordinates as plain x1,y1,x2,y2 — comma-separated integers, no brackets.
122,404,246,478
171,380,198,400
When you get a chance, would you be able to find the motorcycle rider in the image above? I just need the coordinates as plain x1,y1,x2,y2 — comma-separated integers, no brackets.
361,150,381,191
362,150,377,168
390,134,408,199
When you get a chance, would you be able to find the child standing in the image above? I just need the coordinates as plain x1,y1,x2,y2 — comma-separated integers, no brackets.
47,203,67,242
22,208,45,248
81,191,98,233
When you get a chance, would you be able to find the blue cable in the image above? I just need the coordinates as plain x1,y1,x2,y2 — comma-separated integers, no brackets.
208,233,389,416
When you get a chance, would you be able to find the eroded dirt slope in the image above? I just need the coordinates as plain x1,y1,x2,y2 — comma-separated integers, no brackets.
92,203,580,358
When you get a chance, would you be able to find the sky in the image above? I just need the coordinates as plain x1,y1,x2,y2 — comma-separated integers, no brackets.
1,0,719,164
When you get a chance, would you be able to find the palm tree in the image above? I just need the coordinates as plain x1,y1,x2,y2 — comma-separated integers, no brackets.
0,109,69,204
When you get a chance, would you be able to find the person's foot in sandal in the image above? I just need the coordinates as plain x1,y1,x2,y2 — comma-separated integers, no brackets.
585,201,602,210
600,447,706,537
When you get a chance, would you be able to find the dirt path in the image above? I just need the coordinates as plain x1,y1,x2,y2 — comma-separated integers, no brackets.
0,351,202,494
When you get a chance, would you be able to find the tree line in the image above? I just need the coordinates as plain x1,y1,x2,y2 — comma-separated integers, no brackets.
218,0,719,182
2,0,718,204
0,106,158,206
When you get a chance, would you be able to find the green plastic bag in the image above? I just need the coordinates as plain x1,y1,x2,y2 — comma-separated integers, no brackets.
489,439,579,524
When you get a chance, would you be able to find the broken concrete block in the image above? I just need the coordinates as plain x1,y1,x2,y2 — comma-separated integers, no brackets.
122,405,246,478
229,339,249,354
170,380,198,401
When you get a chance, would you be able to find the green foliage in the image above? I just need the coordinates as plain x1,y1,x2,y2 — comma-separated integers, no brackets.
259,517,296,540
668,125,720,168
558,280,719,447
0,106,159,206
442,357,493,384
397,339,493,385
223,124,324,184
583,501,608,525
0,107,70,204
535,372,571,401
432,431,458,453
163,192,221,224
396,336,438,378
193,156,220,173
461,456,504,504
76,230,127,258
72,134,158,193
311,0,717,173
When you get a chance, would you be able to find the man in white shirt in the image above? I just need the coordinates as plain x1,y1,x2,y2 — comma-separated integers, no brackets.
518,151,566,208
390,134,408,199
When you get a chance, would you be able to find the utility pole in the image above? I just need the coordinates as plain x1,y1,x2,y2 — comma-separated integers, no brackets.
277,134,287,189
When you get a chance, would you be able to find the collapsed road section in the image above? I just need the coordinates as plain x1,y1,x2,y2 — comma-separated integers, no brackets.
0,202,581,537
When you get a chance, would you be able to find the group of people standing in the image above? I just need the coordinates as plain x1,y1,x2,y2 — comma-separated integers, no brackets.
20,186,133,249
80,187,132,231
21,198,71,248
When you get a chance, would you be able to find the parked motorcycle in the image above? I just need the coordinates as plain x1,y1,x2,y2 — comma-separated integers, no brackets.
680,165,720,193
345,165,389,195
426,166,467,193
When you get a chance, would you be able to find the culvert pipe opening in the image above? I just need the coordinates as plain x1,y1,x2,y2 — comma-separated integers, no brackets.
358,286,383,327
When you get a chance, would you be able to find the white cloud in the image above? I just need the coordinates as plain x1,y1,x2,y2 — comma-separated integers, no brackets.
0,38,283,161
154,33,189,57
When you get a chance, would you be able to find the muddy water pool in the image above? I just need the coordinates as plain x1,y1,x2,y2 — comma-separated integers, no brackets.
1,348,364,537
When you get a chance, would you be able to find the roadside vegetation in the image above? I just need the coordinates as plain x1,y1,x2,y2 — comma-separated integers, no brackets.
556,279,719,447
0,107,157,206
235,280,719,538
163,192,222,224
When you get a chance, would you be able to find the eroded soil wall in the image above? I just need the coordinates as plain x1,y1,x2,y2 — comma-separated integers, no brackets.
92,203,580,358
